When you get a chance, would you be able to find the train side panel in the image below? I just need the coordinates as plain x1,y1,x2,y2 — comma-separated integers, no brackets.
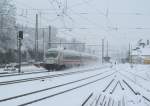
61,51,81,67
42,48,98,70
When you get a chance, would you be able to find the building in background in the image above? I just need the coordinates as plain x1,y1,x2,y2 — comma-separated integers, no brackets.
131,40,150,64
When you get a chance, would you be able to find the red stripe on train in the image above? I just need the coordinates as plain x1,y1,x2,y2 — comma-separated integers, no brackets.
63,60,81,64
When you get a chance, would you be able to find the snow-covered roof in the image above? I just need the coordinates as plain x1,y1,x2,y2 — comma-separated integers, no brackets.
132,47,150,56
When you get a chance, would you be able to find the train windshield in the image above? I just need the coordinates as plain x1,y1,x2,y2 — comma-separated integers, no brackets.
46,51,58,58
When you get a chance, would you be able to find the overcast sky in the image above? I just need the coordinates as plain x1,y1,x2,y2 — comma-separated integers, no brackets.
14,0,150,52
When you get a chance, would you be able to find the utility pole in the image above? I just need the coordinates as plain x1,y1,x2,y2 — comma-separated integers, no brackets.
1,14,3,30
102,39,104,64
43,28,45,61
129,43,133,68
60,39,62,48
48,26,51,48
1,14,4,35
129,43,131,63
35,14,38,61
106,40,109,57
130,44,133,68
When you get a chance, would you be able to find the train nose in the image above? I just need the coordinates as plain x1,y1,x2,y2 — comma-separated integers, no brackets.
45,59,57,64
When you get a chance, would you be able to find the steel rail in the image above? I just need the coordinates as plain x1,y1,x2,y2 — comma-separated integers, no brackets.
0,70,49,78
81,93,93,106
18,73,115,106
0,67,108,86
103,79,115,92
0,70,113,102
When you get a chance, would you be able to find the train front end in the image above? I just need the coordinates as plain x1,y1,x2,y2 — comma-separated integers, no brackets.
43,49,60,70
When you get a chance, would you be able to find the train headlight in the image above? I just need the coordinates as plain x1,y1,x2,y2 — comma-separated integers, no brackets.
48,59,58,64
49,60,55,63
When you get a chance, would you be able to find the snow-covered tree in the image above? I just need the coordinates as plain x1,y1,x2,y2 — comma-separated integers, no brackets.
0,0,16,64
0,0,16,51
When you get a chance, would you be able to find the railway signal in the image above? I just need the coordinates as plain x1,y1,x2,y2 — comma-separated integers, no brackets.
17,31,23,73
19,31,23,39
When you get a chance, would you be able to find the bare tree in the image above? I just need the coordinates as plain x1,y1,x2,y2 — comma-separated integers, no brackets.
0,0,16,51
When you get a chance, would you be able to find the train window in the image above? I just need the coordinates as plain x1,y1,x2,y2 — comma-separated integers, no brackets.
46,51,58,58
63,52,80,60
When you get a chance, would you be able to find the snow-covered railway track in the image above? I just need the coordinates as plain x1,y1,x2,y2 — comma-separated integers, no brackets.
0,67,108,86
80,67,150,106
80,78,150,106
122,80,140,95
0,70,49,78
119,72,150,92
17,72,115,106
0,67,116,106
119,72,150,105
81,93,93,106
123,79,150,104
124,71,148,81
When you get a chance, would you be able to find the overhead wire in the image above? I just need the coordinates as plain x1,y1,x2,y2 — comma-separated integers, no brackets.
14,0,150,32
14,0,105,32
13,0,61,28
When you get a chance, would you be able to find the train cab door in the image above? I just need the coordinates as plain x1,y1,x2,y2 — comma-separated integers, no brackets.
59,52,63,65
59,51,66,69
79,54,82,66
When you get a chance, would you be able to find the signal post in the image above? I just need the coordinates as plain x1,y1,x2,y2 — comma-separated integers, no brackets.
17,31,23,73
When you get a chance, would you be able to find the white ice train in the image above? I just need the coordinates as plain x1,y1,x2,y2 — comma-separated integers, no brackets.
41,48,98,70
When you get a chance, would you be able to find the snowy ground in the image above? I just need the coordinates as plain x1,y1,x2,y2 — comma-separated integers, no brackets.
0,65,46,73
0,63,149,106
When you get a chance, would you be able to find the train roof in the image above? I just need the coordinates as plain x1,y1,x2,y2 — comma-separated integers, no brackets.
47,48,98,57
47,48,80,56
47,48,63,51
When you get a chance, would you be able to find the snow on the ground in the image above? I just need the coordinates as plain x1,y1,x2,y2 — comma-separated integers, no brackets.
0,63,108,82
0,65,46,74
0,63,149,106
